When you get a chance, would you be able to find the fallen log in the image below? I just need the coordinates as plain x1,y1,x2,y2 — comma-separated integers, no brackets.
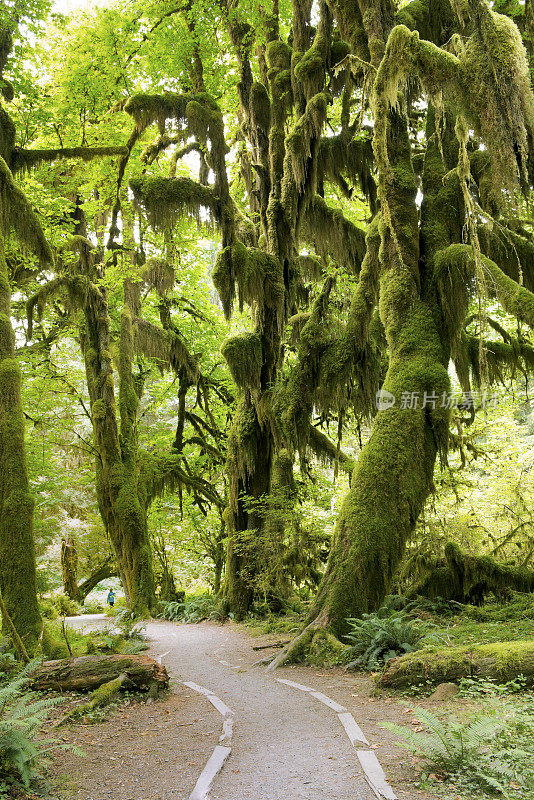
378,640,534,689
30,654,168,694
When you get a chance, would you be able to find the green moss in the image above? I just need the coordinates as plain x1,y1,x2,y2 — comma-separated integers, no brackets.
302,195,366,273
0,157,52,265
226,396,258,508
330,39,350,66
379,640,534,689
412,542,534,604
221,332,263,391
294,33,328,98
250,82,271,133
458,5,534,189
212,242,284,319
129,176,216,231
124,91,218,133
41,624,70,660
266,40,291,71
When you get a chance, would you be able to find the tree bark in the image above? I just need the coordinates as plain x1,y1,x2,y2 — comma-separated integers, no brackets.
61,536,79,601
0,235,42,653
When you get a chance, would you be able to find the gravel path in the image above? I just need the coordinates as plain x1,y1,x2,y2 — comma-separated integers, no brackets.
62,616,426,800
145,620,381,800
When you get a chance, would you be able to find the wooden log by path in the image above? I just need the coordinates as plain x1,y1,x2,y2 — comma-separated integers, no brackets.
30,653,168,693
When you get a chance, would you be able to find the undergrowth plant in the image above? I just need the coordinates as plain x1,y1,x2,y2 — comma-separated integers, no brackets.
0,660,74,790
159,594,225,624
385,705,534,797
344,612,427,671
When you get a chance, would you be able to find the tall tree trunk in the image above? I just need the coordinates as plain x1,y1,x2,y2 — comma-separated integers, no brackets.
305,110,450,639
0,235,42,651
61,536,79,600
81,278,155,616
114,279,156,613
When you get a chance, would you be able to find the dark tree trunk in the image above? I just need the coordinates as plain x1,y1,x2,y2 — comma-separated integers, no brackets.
76,559,119,602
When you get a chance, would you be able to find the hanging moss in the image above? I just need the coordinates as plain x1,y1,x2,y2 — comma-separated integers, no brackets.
318,133,377,210
302,195,366,273
140,258,175,296
212,242,284,320
307,424,355,475
124,92,218,133
133,319,198,382
286,92,328,189
129,176,216,231
458,2,534,189
0,157,52,265
298,254,323,282
221,332,263,391
227,396,259,509
436,242,534,329
479,225,534,293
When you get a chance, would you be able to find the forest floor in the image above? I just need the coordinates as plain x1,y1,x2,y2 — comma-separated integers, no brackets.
43,616,452,800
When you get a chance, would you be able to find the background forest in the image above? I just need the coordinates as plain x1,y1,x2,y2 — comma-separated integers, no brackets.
1,0,534,797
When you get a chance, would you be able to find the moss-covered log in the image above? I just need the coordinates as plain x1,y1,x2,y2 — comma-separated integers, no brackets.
30,654,168,693
411,542,534,604
378,640,534,689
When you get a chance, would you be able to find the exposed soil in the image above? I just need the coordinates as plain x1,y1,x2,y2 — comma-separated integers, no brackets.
47,683,220,800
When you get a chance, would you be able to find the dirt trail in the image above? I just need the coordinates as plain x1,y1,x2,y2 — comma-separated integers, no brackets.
57,616,438,800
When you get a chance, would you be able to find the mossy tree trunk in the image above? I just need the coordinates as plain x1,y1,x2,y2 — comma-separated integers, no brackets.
305,110,450,639
0,235,42,652
81,278,156,615
61,536,79,601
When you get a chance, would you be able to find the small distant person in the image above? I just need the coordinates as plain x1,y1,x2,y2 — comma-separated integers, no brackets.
107,589,116,607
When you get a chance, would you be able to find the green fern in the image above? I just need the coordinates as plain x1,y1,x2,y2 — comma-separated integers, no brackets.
159,594,222,623
384,706,534,795
0,659,66,788
344,612,427,671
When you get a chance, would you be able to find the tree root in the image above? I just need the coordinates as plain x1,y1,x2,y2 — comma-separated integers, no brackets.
266,623,345,670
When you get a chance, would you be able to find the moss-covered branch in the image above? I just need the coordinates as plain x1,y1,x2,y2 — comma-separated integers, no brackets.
0,156,51,265
10,145,128,173
307,424,355,475
133,318,198,382
130,176,217,230
411,541,534,604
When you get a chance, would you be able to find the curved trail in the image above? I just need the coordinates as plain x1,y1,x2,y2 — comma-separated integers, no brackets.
68,616,397,800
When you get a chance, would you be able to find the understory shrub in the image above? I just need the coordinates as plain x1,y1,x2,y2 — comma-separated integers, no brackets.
0,660,72,789
384,704,534,796
159,594,225,623
344,612,428,671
